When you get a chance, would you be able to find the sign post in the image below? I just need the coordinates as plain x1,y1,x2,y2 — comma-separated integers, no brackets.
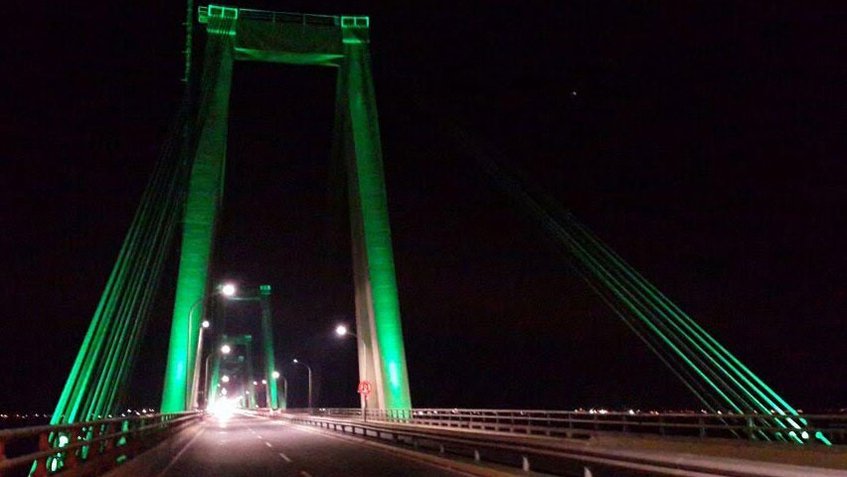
357,380,372,422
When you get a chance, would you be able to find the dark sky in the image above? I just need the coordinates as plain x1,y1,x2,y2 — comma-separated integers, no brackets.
2,2,845,414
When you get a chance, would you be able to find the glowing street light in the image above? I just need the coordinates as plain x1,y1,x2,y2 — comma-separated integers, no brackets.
189,282,238,409
202,342,233,408
292,359,313,410
334,324,357,337
334,323,369,419
221,283,237,297
221,375,230,383
272,370,280,379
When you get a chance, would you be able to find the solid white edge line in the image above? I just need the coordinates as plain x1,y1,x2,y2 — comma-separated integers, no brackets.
154,427,205,477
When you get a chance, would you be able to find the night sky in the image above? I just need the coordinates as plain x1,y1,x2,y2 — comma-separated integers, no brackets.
2,2,845,414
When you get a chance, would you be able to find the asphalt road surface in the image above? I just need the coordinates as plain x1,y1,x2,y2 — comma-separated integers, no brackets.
158,412,471,476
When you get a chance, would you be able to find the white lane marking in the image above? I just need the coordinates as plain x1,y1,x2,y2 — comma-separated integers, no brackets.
300,472,313,477
265,441,273,448
256,435,263,439
278,452,292,463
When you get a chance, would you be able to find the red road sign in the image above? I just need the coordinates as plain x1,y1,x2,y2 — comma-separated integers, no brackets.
357,380,372,396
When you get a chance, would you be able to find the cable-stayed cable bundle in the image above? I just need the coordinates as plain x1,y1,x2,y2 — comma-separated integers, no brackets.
48,9,236,426
435,113,828,445
49,101,191,425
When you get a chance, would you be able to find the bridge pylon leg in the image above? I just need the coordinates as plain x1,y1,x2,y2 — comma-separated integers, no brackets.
337,36,412,412
161,29,234,413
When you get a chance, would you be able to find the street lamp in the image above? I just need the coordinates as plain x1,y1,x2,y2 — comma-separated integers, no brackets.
292,359,313,410
221,283,236,297
335,323,369,420
188,282,237,408
202,343,232,408
335,324,353,337
272,370,286,408
252,378,271,407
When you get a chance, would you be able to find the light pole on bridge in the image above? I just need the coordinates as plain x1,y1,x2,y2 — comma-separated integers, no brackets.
273,370,287,408
335,323,369,420
292,359,313,411
203,343,231,407
187,282,237,409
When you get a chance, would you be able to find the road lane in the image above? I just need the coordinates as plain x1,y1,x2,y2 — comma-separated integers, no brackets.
159,413,471,476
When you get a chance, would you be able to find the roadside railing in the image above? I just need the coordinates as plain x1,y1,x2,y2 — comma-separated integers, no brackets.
306,408,847,445
0,412,202,477
283,412,847,477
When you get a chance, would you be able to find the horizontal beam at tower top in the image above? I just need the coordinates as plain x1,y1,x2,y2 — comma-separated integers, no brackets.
199,5,368,30
197,4,371,63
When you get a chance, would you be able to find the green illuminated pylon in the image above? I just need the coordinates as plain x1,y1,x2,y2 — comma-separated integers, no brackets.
161,13,235,412
259,285,281,409
161,5,411,412
336,28,411,410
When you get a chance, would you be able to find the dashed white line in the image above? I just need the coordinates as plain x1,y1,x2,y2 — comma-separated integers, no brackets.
299,471,312,477
278,452,292,462
265,441,273,448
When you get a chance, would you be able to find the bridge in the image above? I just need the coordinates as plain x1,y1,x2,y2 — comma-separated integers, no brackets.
2,3,845,477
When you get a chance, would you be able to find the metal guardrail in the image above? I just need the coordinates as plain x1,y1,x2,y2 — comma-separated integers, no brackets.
283,412,847,477
0,412,202,477
308,408,847,445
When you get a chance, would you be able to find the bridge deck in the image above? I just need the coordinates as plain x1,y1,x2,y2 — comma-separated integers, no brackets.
150,413,517,476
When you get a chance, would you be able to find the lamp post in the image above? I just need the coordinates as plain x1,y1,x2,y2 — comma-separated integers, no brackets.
335,323,368,420
272,370,287,409
203,344,231,408
220,285,279,409
190,319,212,408
188,283,237,409
252,378,272,408
292,359,312,411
